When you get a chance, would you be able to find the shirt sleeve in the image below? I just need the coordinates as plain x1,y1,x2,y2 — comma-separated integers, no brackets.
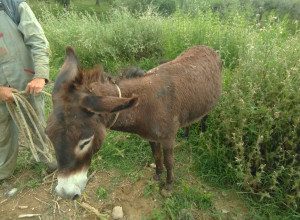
17,2,50,82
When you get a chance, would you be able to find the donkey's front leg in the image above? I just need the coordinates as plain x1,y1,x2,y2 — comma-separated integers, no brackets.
162,140,175,190
149,141,164,181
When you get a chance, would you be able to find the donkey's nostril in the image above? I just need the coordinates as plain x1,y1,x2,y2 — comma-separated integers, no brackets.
72,194,80,200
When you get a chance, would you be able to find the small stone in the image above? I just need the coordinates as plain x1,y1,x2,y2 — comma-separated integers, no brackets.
112,206,123,219
149,163,156,169
221,192,228,197
222,209,230,214
18,206,28,209
4,188,18,198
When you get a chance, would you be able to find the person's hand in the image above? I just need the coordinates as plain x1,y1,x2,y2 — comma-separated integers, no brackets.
25,78,46,94
0,86,19,102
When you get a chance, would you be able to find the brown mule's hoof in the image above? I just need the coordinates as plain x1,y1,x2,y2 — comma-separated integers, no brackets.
165,183,173,191
153,174,161,181
161,188,172,198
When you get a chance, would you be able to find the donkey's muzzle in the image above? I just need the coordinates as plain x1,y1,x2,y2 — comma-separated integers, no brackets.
55,184,82,200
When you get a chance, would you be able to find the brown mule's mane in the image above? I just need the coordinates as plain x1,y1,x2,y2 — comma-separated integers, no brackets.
78,65,109,85
78,65,147,93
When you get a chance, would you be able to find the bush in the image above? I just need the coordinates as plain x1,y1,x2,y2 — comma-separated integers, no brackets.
193,13,300,212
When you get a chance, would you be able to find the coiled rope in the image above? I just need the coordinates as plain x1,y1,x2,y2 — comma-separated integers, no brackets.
5,91,54,163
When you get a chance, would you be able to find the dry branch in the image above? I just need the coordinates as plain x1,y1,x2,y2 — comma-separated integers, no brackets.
78,202,108,220
18,214,42,218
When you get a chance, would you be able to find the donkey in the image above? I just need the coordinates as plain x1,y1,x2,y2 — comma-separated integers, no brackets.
45,45,222,200
123,64,208,137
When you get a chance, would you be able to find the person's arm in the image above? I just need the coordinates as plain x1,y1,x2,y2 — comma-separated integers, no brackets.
17,2,50,94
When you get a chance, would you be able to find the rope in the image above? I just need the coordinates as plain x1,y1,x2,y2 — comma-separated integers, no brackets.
5,91,54,163
107,84,121,129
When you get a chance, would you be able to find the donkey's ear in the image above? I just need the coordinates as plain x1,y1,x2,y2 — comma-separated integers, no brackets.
54,46,80,92
80,95,138,114
61,46,80,78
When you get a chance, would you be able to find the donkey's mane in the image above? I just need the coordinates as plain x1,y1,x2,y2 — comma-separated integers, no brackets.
80,65,147,88
80,65,107,85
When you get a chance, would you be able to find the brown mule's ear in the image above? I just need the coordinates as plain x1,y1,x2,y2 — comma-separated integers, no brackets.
61,46,80,79
53,46,80,92
80,95,138,114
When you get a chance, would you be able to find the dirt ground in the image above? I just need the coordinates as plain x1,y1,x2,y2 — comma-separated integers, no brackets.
0,143,250,220
0,165,250,220
0,168,157,220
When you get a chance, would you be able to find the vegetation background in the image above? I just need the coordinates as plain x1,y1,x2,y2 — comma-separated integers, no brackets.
24,0,300,219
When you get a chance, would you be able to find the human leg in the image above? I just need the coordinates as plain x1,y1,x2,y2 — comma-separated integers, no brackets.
0,102,19,180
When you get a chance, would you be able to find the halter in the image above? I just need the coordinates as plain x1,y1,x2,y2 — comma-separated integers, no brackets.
107,83,121,129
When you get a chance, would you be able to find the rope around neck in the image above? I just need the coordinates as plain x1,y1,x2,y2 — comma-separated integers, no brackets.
5,91,54,163
107,84,121,129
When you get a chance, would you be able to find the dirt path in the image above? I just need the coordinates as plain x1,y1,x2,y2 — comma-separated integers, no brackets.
0,165,250,220
0,169,156,220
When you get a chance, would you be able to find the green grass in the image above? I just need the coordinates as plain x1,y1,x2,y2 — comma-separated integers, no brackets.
90,132,152,174
96,187,108,199
23,0,300,219
143,180,160,198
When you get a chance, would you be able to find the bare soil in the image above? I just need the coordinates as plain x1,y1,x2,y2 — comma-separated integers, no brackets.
0,168,157,220
0,144,250,220
0,166,250,220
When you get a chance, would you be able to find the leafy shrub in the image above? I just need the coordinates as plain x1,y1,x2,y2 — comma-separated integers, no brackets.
193,13,300,212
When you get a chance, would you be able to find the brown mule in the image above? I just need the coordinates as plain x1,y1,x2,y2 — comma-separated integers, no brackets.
45,45,222,200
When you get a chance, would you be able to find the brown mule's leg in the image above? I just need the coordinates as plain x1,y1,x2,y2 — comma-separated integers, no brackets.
162,141,175,190
184,115,208,138
149,141,164,181
184,126,190,138
201,115,208,132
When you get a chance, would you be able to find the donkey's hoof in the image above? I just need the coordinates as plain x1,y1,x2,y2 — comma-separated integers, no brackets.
153,174,161,181
165,183,173,191
161,188,172,198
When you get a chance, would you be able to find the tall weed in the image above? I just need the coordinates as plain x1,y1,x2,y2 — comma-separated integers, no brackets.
161,9,249,68
38,6,164,79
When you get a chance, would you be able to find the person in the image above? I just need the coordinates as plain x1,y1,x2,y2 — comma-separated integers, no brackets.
0,0,57,180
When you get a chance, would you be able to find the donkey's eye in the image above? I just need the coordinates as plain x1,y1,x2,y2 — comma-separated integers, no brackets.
80,140,90,150
76,135,94,155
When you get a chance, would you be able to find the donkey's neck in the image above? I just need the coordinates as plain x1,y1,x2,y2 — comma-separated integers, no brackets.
108,76,152,134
